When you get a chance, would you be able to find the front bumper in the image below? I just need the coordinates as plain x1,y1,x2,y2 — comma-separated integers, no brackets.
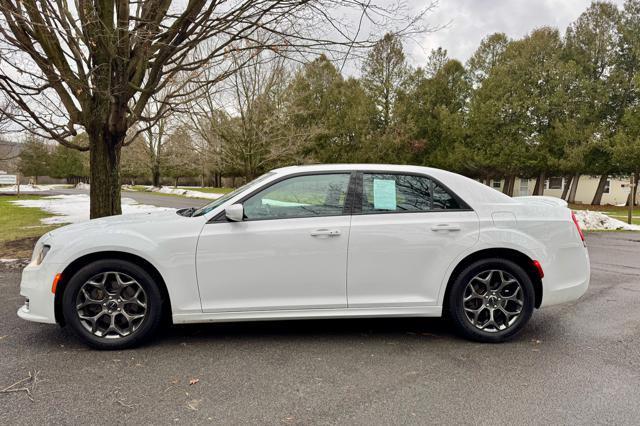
16,261,61,324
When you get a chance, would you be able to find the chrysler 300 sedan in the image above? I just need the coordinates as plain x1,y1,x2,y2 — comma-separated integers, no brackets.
18,164,590,349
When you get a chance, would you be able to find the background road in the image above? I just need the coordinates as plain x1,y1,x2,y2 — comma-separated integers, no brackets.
1,232,639,425
51,188,212,209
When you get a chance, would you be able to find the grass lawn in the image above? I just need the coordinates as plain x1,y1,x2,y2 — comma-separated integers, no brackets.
0,195,59,258
600,211,640,225
126,185,233,196
569,203,639,213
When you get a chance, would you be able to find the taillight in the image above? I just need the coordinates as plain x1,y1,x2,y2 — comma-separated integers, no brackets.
532,260,544,279
571,211,586,245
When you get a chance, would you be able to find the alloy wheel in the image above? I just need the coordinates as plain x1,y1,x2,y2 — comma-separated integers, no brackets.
75,271,148,338
462,269,524,332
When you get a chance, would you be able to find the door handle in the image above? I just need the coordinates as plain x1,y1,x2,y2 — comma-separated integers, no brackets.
310,229,341,237
431,224,461,232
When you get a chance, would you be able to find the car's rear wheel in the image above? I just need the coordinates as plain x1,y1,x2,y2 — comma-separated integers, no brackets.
62,259,163,349
448,258,535,343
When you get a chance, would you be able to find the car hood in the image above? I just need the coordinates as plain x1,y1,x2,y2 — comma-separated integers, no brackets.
47,209,181,239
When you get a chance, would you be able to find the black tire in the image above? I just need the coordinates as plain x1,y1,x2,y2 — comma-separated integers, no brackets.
447,258,535,343
62,259,164,350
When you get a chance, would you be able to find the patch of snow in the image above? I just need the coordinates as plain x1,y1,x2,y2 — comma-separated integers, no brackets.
574,210,640,231
11,194,173,225
122,184,138,191
75,182,90,190
147,186,223,200
0,258,29,269
0,184,49,192
0,259,30,270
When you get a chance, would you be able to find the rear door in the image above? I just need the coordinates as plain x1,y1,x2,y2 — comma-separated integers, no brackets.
346,172,479,308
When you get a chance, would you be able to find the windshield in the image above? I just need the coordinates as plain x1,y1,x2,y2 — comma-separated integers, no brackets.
191,172,275,217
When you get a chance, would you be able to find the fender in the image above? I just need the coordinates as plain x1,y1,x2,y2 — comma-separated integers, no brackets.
436,227,547,307
45,213,207,317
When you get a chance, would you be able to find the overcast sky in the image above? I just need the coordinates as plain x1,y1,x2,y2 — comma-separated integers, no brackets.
405,0,626,66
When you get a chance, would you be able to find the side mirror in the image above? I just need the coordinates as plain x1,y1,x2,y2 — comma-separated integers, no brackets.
225,204,244,222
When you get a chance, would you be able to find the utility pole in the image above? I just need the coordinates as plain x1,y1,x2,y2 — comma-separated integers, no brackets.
629,174,636,225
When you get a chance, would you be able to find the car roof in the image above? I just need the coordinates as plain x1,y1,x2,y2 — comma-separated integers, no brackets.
272,164,440,175
270,163,514,206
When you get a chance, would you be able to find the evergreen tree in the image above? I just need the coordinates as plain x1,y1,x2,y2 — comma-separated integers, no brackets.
17,136,51,184
49,144,87,183
361,33,408,130
564,1,623,204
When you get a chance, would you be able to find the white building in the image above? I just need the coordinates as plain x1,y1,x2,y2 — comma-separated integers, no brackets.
488,175,635,206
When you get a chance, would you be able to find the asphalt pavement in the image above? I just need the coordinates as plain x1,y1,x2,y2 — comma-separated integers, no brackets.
50,188,211,209
1,232,639,425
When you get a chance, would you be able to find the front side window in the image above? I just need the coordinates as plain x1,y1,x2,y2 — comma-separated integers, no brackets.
243,173,351,220
191,172,275,217
362,173,462,213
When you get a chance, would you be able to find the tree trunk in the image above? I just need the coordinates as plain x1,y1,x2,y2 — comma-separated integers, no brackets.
533,172,546,195
152,162,161,188
502,176,515,197
626,172,639,206
561,175,572,200
88,130,122,219
568,174,580,204
591,174,608,206
634,172,640,206
174,177,179,188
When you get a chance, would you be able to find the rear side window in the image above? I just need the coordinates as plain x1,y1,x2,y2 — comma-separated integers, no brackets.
362,173,461,213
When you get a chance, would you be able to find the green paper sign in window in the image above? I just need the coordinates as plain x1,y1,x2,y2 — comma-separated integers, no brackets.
373,179,397,210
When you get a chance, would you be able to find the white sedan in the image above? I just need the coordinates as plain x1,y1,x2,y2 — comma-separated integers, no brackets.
18,164,590,349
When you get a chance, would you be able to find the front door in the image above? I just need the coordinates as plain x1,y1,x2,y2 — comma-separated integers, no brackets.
196,173,353,312
347,172,479,307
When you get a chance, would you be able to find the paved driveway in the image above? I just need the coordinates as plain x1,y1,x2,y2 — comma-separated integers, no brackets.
50,188,211,209
1,232,639,424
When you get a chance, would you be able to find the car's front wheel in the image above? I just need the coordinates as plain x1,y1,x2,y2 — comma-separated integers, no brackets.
62,259,163,349
448,258,535,343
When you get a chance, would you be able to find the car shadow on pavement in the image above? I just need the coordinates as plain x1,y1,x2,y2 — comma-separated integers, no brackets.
158,317,457,345
19,313,554,351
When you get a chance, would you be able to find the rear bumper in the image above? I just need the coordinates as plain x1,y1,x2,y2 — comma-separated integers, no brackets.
539,245,590,308
16,261,60,324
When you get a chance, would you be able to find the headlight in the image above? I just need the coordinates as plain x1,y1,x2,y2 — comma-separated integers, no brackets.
32,243,51,265
37,245,51,265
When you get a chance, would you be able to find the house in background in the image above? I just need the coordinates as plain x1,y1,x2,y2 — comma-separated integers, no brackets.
488,176,635,206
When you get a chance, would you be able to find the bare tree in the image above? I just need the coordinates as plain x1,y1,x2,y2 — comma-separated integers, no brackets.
182,56,228,187
208,47,304,180
0,100,20,162
0,1,431,217
163,124,200,187
0,99,11,134
141,84,178,188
